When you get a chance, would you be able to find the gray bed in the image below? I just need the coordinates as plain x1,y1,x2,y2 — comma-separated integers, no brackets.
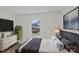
16,36,73,53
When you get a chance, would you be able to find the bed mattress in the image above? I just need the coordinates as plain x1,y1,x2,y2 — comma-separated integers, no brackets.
16,38,74,53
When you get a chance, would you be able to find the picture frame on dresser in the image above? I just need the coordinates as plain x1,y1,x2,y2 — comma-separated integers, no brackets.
63,7,79,30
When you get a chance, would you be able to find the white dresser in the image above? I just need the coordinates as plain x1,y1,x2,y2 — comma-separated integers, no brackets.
0,35,17,51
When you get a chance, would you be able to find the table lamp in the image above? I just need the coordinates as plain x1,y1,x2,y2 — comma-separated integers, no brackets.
54,28,60,36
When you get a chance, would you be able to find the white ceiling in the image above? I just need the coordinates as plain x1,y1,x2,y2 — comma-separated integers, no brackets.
0,6,75,14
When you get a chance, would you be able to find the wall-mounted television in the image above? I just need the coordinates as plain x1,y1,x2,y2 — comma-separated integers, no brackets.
63,7,79,30
0,18,13,32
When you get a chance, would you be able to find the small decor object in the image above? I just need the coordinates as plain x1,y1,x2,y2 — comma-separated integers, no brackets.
15,26,23,42
63,7,79,30
1,33,4,38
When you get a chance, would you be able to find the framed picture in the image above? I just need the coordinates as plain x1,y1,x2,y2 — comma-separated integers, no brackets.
63,7,79,30
32,19,40,34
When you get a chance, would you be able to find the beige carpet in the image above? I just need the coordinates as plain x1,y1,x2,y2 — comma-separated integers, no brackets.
4,44,21,53
3,44,74,53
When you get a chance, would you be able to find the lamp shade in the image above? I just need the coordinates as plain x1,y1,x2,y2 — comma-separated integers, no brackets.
54,28,60,33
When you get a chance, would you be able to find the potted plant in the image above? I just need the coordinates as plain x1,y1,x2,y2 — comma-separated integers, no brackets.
15,26,23,43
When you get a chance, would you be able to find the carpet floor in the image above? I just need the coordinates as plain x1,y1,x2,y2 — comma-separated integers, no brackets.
1,43,74,53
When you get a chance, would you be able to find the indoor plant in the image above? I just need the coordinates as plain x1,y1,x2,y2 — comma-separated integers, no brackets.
15,26,23,43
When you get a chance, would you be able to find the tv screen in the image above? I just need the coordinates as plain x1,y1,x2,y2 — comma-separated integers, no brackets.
0,19,13,32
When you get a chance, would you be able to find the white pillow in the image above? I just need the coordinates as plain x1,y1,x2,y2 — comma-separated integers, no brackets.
52,36,64,50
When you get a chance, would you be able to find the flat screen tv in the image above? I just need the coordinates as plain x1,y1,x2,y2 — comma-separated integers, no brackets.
0,18,13,32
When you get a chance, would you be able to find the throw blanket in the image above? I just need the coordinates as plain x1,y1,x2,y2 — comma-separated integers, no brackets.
20,38,42,53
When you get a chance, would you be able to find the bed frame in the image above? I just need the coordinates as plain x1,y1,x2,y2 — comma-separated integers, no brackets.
60,30,79,52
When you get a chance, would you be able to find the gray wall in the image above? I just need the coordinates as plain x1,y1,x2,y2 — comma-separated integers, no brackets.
15,6,79,43
15,11,61,43
0,8,15,40
60,6,79,34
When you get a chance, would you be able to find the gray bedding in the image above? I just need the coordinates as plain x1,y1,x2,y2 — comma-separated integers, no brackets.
61,38,73,45
16,38,42,53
